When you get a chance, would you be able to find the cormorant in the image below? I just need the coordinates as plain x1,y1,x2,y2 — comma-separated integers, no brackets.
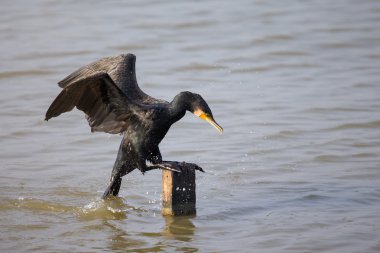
45,54,223,198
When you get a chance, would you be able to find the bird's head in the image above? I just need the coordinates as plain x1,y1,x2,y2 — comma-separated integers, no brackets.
179,91,223,134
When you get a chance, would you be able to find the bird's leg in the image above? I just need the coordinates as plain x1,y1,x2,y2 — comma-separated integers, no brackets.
147,147,162,165
144,147,181,173
145,148,204,173
103,138,132,199
102,175,122,199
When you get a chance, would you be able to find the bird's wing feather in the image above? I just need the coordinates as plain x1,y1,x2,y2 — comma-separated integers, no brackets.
58,56,122,88
57,54,159,103
45,72,144,134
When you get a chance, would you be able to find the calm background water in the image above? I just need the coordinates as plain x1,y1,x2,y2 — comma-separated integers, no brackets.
1,0,380,252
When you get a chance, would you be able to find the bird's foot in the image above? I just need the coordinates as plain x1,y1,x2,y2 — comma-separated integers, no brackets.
145,162,204,173
146,163,181,173
179,161,205,173
161,163,182,173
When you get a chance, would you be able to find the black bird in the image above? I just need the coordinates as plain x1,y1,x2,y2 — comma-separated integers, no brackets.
45,54,223,198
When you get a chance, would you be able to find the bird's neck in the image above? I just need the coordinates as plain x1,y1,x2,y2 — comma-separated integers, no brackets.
169,93,189,123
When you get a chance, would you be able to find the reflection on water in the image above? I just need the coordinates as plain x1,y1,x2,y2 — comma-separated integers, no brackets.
102,215,198,252
2,195,198,252
162,215,196,242
102,221,142,251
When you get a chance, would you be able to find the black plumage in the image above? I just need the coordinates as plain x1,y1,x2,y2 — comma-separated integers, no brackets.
45,54,223,198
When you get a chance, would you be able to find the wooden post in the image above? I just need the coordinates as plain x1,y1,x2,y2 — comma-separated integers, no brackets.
162,162,199,216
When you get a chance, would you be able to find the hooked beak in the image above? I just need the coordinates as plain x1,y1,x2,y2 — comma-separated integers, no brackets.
199,113,223,134
205,115,223,134
194,109,223,134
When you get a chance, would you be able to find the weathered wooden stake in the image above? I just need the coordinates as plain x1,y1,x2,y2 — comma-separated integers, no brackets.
162,162,198,216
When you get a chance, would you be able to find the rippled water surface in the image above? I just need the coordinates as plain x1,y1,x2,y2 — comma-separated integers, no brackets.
1,0,380,252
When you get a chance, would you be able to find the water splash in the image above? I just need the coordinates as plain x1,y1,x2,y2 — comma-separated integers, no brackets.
76,197,131,221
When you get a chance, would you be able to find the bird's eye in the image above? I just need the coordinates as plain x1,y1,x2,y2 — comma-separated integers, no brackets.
205,113,210,118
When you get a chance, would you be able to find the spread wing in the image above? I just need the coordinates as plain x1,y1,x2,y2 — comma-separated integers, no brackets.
57,53,160,103
45,72,143,134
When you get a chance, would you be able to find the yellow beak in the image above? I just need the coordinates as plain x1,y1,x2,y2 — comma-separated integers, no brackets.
200,113,223,134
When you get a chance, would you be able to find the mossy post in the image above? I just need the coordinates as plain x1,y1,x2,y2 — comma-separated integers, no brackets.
162,162,199,216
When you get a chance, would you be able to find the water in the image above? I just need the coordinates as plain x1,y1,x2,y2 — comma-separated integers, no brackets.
1,0,380,252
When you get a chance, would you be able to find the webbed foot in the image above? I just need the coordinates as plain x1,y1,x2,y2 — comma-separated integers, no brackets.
188,162,205,173
145,163,181,173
